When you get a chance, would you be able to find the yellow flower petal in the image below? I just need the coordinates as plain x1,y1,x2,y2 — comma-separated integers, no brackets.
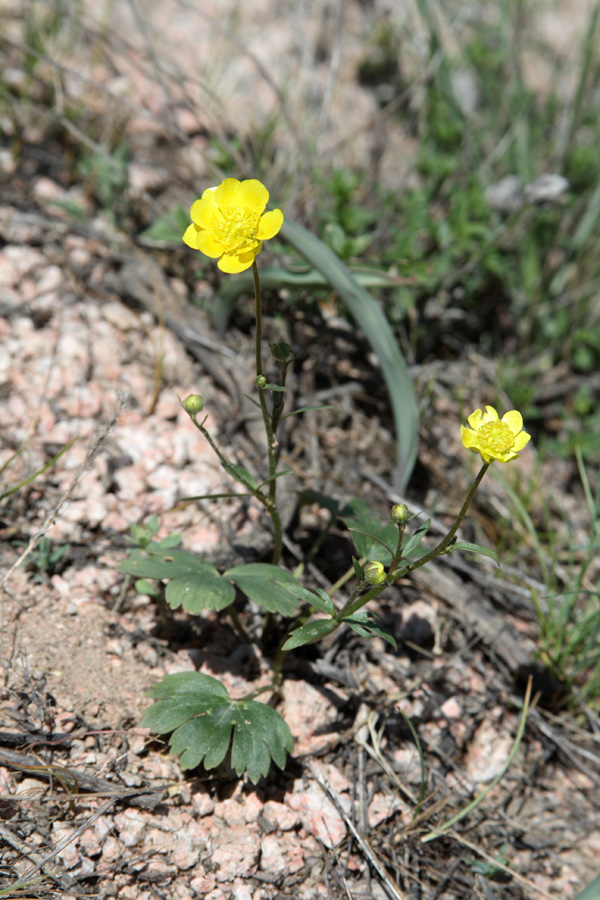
460,425,478,450
218,248,257,273
182,223,200,249
461,405,530,465
238,245,261,266
483,405,499,422
183,177,281,273
190,198,221,229
511,430,531,452
238,179,269,215
214,178,241,211
258,208,284,239
195,230,223,258
467,409,485,429
201,185,219,204
501,410,523,435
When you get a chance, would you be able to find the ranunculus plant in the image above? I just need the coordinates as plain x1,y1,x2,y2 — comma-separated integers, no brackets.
118,178,532,783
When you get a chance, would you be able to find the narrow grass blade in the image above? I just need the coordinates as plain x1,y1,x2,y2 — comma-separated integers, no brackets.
559,2,600,165
0,436,78,501
571,873,600,900
281,220,418,489
421,678,532,843
220,265,407,299
396,706,427,814
572,177,600,252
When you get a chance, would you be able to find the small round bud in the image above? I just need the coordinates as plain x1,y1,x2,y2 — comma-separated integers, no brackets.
182,394,204,415
363,561,386,585
255,375,267,389
270,341,292,363
390,504,410,525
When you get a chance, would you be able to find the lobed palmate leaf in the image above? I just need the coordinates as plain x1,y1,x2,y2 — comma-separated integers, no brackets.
225,563,299,615
117,545,217,580
166,573,236,612
120,549,300,616
143,672,293,784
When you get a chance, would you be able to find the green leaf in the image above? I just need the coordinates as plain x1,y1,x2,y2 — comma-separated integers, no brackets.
281,405,331,419
148,671,230,699
281,221,418,489
180,491,254,501
572,873,600,900
339,498,398,563
156,533,183,550
343,612,398,650
169,704,234,769
256,470,292,488
139,205,191,244
263,383,286,392
0,434,78,502
242,392,262,410
144,672,229,732
572,177,600,252
282,618,339,650
402,520,431,557
166,572,236,612
142,672,293,783
118,546,218,580
347,527,395,558
298,489,340,516
231,700,294,782
219,265,410,302
352,556,363,579
225,563,299,615
224,463,258,491
276,581,336,615
449,541,500,565
134,578,159,598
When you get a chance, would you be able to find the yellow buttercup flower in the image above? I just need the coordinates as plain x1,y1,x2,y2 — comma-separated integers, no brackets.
183,177,283,274
460,406,531,464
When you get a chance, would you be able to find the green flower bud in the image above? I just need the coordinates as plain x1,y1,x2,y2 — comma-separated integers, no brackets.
363,561,386,585
390,504,410,525
255,375,267,389
270,341,292,363
182,394,204,415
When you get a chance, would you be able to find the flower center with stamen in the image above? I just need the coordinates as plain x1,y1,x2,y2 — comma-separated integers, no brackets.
214,208,260,253
478,421,514,454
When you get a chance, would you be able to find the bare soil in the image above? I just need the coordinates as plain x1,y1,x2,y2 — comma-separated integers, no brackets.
1,2,599,899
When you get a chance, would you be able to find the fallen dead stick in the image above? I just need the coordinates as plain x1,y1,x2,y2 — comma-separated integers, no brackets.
0,747,168,810
307,763,407,900
0,795,117,893
0,730,73,748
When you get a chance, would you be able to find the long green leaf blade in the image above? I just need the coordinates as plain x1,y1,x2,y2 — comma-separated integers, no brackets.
281,221,418,489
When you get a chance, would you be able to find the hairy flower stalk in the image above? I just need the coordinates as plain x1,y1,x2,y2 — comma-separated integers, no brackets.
338,406,531,621
183,177,285,563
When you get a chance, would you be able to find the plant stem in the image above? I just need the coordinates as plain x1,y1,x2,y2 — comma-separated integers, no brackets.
328,558,366,597
406,461,490,572
252,260,283,565
338,462,491,620
228,606,253,645
252,259,264,378
271,639,287,692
